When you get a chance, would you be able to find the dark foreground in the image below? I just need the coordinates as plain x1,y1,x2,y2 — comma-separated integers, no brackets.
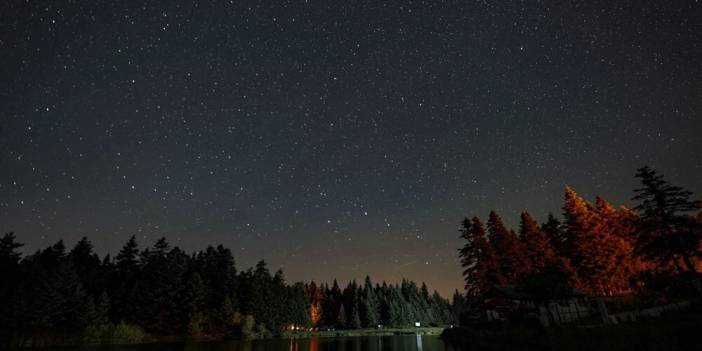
30,335,455,351
441,309,702,351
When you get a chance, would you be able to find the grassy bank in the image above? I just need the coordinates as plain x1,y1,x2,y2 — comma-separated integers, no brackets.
281,327,445,339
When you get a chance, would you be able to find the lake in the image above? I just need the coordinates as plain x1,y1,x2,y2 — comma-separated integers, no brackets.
68,335,457,351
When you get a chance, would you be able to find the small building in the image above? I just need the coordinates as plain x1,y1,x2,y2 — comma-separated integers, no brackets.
482,286,593,326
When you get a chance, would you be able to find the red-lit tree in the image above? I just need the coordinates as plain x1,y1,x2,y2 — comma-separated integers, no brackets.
487,211,528,284
519,211,556,272
459,217,503,301
563,187,637,295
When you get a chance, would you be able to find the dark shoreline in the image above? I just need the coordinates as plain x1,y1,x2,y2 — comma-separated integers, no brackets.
440,314,702,351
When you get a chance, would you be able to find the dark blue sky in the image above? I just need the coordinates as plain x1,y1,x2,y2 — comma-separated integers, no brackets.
1,0,700,295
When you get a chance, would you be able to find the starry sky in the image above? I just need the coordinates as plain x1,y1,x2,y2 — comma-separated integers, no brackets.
1,1,701,296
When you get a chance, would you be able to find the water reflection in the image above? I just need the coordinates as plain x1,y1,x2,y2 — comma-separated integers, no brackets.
74,334,455,351
279,335,445,351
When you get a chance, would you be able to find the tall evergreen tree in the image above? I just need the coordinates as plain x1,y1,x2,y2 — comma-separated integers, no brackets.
633,166,701,272
359,276,379,328
595,196,640,293
0,232,22,267
459,217,502,300
69,237,102,296
563,187,633,295
115,236,139,273
93,291,110,326
487,211,527,284
112,236,140,322
179,272,206,336
562,186,596,269
135,238,189,334
34,261,94,331
0,233,23,341
347,297,362,329
195,245,238,317
288,282,312,328
519,212,556,272
307,281,324,328
336,304,347,329
451,290,467,324
541,213,567,257
325,279,342,327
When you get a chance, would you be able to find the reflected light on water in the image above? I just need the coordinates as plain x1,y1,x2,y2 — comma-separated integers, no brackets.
288,337,319,351
174,334,452,351
281,334,440,351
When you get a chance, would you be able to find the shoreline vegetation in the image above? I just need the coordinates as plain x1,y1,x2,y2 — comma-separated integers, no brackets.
281,326,445,338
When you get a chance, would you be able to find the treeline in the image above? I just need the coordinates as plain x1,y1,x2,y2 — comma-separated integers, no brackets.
0,235,455,347
306,277,455,330
459,167,702,303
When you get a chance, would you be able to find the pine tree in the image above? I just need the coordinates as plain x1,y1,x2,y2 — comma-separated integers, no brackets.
325,279,342,326
40,240,67,267
487,211,527,285
420,282,430,303
135,239,189,334
359,276,379,328
340,281,361,329
289,282,312,328
214,296,237,335
451,290,467,324
115,236,139,273
594,196,639,293
93,291,110,326
348,299,362,329
336,304,346,329
633,166,701,272
69,237,102,297
541,213,567,256
237,260,276,330
307,281,324,328
194,245,238,320
519,212,556,272
0,233,23,338
382,286,404,327
180,272,206,336
459,217,502,300
562,186,596,268
563,187,633,295
36,261,93,331
0,232,22,267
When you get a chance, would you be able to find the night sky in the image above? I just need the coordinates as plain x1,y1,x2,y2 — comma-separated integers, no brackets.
1,1,701,296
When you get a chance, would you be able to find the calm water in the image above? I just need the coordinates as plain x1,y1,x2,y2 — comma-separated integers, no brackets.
68,335,457,351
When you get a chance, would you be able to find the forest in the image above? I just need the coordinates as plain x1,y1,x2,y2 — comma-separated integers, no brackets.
0,233,457,347
458,167,702,307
